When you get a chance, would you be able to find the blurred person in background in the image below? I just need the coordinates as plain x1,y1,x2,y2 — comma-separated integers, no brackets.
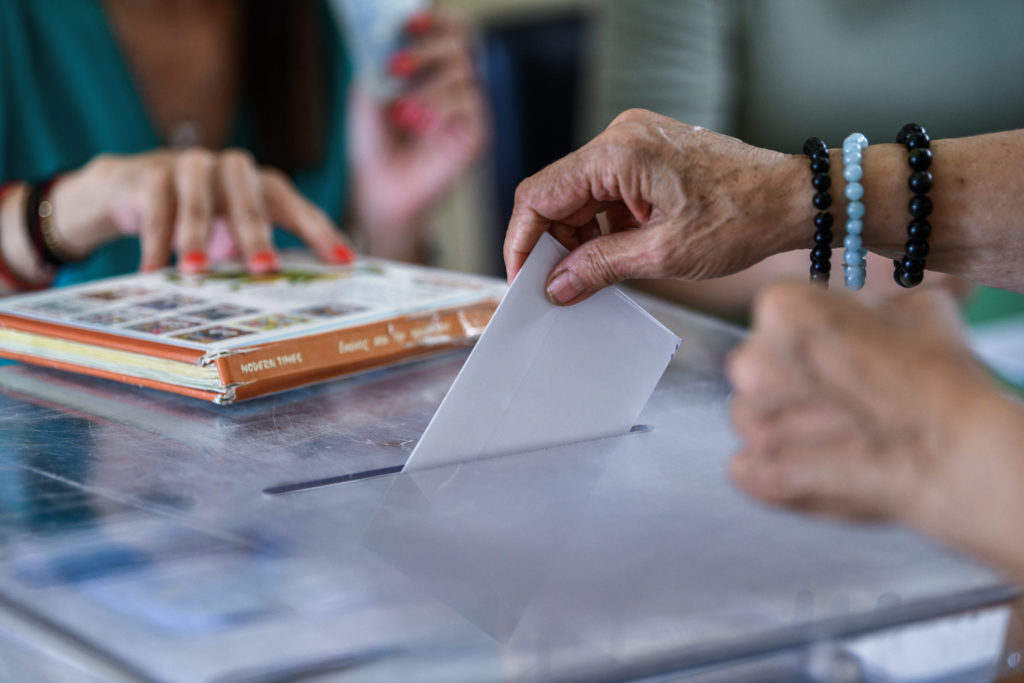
587,0,1024,325
0,0,488,292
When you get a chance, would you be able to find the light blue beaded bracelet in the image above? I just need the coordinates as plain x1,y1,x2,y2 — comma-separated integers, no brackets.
842,132,869,290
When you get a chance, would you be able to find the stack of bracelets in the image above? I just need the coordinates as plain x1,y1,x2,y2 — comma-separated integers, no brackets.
0,174,81,292
805,123,932,290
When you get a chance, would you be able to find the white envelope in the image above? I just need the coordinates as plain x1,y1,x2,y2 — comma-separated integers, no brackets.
403,233,681,472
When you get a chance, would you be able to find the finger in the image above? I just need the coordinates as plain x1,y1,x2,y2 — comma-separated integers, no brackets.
731,436,899,521
137,166,175,272
727,339,816,418
543,223,681,305
216,149,277,274
396,73,484,136
504,148,652,283
262,169,355,265
172,148,216,274
390,33,466,82
733,397,850,458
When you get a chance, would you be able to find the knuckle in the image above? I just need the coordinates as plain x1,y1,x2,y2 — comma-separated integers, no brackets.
578,241,621,286
238,204,267,227
141,165,173,193
89,153,119,175
178,146,216,170
513,177,535,206
261,166,289,186
218,148,256,171
609,107,650,128
181,196,210,225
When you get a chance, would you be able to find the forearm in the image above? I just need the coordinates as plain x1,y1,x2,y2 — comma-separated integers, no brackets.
776,130,1024,290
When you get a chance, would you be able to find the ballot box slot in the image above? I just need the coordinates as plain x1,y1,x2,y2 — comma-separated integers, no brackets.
262,425,655,495
262,465,404,495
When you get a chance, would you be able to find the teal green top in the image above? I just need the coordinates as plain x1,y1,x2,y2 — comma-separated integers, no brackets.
0,0,351,286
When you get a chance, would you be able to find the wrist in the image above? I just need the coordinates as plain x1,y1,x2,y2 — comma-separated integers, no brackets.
51,157,119,257
762,153,821,256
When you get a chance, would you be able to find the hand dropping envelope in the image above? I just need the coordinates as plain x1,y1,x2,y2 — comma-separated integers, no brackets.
403,233,681,472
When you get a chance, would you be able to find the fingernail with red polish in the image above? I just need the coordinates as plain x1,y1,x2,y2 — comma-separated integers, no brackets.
390,99,419,129
411,105,437,134
247,250,279,274
180,250,207,274
546,270,584,305
331,244,355,265
405,12,434,36
388,51,418,78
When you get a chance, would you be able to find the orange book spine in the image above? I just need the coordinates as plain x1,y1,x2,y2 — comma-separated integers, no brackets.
212,301,497,401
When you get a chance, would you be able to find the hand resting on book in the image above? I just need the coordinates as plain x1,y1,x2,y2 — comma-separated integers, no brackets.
46,148,356,276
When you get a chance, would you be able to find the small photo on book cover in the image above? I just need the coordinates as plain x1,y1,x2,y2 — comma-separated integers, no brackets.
236,314,311,331
79,286,155,302
138,295,207,312
173,326,254,344
189,305,261,322
127,317,204,336
74,308,155,327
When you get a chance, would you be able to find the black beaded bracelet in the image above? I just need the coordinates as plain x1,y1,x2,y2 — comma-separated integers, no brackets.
803,137,833,287
894,123,932,287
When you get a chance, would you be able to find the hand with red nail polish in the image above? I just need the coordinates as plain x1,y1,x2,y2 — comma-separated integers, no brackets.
387,51,418,79
349,6,488,262
34,148,356,280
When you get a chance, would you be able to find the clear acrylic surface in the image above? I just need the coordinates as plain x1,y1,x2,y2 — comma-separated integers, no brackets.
0,294,1013,682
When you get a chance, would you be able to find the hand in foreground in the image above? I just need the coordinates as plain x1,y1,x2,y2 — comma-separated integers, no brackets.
728,281,1024,581
504,109,804,304
350,7,488,260
53,148,354,274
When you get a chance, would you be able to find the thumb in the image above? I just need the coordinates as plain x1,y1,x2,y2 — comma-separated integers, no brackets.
544,229,663,305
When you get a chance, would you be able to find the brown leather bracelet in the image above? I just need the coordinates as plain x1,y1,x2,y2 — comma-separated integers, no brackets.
0,182,52,290
26,174,83,266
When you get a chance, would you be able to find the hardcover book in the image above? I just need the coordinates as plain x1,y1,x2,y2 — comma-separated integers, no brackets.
0,256,506,403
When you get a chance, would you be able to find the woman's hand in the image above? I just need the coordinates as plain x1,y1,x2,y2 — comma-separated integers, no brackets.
727,281,1024,581
504,109,808,304
51,148,354,274
349,7,488,261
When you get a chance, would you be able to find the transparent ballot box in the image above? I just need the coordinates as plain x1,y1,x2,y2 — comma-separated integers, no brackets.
0,295,1015,682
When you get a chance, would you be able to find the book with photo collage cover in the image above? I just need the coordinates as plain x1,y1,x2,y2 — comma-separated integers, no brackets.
0,256,505,403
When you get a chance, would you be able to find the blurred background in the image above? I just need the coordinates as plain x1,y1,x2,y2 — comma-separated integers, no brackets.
438,0,1024,321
